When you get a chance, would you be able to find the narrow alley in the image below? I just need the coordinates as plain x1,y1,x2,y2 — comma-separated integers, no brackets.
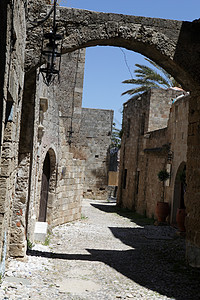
1,199,200,300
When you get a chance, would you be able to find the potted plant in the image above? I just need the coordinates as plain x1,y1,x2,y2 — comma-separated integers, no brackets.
156,169,170,223
176,167,186,232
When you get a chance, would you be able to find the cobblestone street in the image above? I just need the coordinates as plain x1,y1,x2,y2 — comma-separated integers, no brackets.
1,199,200,300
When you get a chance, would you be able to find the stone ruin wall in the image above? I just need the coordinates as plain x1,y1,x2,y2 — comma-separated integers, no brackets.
166,95,189,222
78,108,113,200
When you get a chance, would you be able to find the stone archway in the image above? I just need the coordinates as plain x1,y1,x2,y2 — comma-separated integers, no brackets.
172,162,186,225
38,148,57,224
24,4,200,265
26,5,200,92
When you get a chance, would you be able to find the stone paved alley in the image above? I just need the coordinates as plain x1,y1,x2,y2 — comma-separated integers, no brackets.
1,199,200,300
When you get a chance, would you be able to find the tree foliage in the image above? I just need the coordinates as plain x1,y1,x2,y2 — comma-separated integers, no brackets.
111,123,122,149
122,58,181,96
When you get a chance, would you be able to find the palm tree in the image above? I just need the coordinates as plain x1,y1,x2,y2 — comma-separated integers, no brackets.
111,123,122,149
122,58,181,96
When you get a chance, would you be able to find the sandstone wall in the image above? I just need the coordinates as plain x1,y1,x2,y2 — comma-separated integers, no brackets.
0,0,26,267
117,88,188,221
77,108,113,200
25,67,85,246
167,95,188,222
56,50,86,146
136,128,169,217
9,41,86,255
148,88,182,132
185,92,200,267
117,91,150,210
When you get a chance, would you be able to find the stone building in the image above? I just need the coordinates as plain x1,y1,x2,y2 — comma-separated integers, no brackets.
0,0,112,273
23,2,200,267
0,0,27,273
117,88,189,225
1,0,200,269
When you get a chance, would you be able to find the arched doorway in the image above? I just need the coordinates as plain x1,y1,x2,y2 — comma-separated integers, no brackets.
38,149,57,222
172,162,186,225
38,152,51,222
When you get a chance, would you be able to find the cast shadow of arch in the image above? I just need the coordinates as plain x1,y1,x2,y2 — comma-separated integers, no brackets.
27,224,200,300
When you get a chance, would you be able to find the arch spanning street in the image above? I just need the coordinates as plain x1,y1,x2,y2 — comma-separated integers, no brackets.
23,4,200,267
26,7,200,91
2,1,200,269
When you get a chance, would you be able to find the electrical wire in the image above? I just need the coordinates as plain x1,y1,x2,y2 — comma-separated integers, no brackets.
119,47,133,79
68,49,81,145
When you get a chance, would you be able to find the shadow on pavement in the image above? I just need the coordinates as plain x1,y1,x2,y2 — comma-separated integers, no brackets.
90,202,155,226
27,225,200,300
27,202,200,300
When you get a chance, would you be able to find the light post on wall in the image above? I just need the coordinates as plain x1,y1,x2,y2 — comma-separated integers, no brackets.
39,0,63,86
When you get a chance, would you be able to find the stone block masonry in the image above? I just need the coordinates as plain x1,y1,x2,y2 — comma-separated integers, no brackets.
0,0,26,264
118,88,188,220
24,2,200,266
77,108,113,200
1,0,200,269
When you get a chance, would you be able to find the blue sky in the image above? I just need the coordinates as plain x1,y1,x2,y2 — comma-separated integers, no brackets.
59,0,200,128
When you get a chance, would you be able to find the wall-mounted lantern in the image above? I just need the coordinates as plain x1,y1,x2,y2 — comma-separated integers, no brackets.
39,0,63,86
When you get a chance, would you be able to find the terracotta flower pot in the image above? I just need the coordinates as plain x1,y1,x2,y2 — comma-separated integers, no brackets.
176,208,186,232
156,202,170,222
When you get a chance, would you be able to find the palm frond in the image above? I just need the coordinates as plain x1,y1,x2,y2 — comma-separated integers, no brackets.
122,82,160,96
145,58,171,80
122,78,152,85
122,57,182,98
